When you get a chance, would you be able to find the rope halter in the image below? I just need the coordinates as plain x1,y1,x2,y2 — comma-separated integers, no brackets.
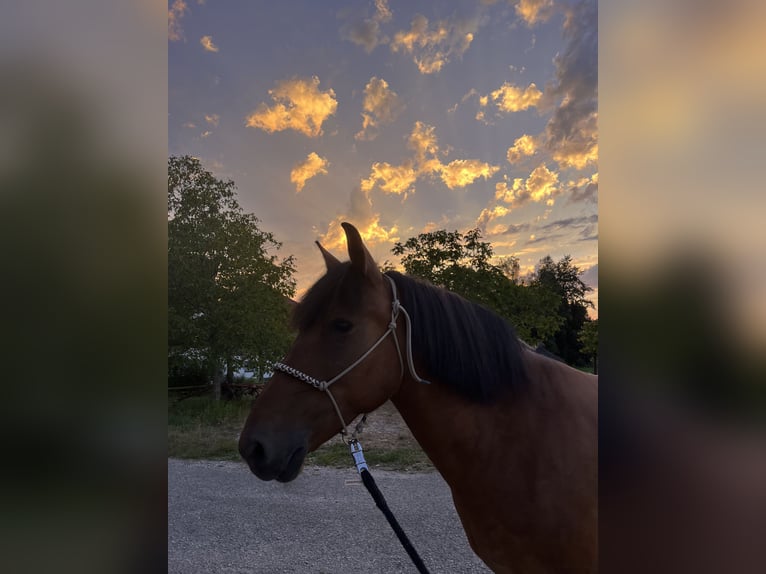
273,274,429,443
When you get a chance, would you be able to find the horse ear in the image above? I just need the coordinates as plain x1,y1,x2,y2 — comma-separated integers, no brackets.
315,241,341,271
342,222,378,278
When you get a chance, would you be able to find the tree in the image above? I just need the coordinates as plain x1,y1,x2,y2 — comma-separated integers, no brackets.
168,156,296,399
530,255,594,366
578,319,598,374
392,228,562,345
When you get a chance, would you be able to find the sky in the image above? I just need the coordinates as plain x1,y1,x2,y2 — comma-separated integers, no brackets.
168,0,598,312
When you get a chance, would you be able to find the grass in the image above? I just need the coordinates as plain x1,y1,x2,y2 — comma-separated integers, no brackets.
168,397,251,461
168,397,433,471
305,442,432,471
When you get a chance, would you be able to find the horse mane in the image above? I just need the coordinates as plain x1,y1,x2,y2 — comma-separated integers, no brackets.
387,271,529,403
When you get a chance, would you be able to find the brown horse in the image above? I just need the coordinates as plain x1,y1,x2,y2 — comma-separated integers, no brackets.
239,222,598,573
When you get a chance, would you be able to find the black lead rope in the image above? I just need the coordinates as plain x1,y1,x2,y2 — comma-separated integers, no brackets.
350,440,431,574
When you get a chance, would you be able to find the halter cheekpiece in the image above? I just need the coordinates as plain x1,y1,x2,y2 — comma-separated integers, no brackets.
273,274,428,442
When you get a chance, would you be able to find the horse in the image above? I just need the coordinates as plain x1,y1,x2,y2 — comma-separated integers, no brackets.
239,222,598,573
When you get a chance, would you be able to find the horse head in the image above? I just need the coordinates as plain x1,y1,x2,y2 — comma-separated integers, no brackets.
239,222,405,482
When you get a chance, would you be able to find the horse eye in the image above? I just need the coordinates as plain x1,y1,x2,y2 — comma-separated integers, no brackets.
331,319,353,333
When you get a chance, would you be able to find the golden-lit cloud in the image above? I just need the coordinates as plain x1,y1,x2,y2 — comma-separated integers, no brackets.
526,163,560,201
168,0,187,42
321,215,399,252
515,0,556,26
553,139,598,169
406,121,440,171
494,163,561,207
490,82,542,112
245,76,338,138
495,177,525,204
290,152,329,192
566,172,598,203
361,121,500,195
355,77,404,141
506,134,539,163
476,205,510,229
374,0,392,23
390,14,477,74
200,35,219,52
318,186,399,251
360,162,417,196
204,113,219,127
439,159,500,190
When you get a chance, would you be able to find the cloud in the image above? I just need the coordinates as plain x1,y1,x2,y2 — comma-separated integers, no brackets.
390,14,477,74
168,0,188,42
245,76,338,138
204,113,219,127
542,0,598,171
540,214,598,231
360,121,500,196
515,0,556,26
502,221,531,235
319,186,399,251
526,163,560,201
495,163,561,207
476,205,510,229
489,82,542,112
506,134,539,163
200,35,219,52
525,232,566,245
290,152,329,192
374,0,392,23
495,177,524,204
439,159,500,190
567,172,598,203
360,161,417,196
355,77,404,141
342,0,393,53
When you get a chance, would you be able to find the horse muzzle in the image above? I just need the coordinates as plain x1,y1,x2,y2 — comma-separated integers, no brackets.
238,430,308,483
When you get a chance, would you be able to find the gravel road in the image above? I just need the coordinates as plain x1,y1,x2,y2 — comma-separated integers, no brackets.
168,458,492,573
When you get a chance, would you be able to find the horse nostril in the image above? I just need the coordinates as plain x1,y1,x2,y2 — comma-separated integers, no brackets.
239,435,267,466
252,440,265,463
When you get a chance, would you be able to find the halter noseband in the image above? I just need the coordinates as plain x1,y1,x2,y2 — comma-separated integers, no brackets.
273,274,428,442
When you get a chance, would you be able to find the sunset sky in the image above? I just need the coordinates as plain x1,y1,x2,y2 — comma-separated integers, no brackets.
168,0,598,309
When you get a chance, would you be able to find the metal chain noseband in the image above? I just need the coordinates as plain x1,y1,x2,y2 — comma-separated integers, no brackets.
272,274,428,443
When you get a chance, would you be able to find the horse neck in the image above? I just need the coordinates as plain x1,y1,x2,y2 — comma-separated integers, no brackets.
389,352,546,484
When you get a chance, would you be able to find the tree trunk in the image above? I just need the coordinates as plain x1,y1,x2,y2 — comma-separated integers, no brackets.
213,366,224,401
226,357,234,385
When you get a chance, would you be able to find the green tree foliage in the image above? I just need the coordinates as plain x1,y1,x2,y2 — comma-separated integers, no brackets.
168,156,296,397
530,255,594,366
392,229,562,345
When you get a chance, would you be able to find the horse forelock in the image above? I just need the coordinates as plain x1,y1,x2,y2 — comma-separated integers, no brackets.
291,262,364,331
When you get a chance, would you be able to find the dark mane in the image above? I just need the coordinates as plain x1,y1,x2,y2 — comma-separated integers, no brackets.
387,271,529,403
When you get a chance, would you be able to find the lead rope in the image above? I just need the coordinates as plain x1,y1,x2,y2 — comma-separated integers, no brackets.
350,440,430,574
